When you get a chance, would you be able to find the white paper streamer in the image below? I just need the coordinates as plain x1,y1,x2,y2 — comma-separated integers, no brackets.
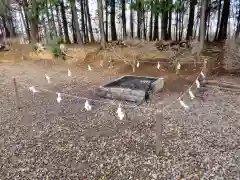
136,61,140,68
188,89,195,100
68,69,71,77
56,93,62,103
157,62,160,69
100,60,103,67
179,99,189,110
84,100,92,111
196,79,200,88
29,86,38,94
88,65,92,71
200,71,205,79
116,105,124,120
177,63,181,70
45,74,51,84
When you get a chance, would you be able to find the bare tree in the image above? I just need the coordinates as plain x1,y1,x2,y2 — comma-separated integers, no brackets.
97,0,106,47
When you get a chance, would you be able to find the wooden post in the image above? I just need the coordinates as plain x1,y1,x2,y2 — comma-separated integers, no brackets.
12,77,21,109
155,105,163,155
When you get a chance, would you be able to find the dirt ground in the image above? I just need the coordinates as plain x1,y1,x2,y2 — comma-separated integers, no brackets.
0,45,240,179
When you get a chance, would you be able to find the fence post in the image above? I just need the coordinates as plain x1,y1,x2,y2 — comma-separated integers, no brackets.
12,77,21,109
155,104,163,155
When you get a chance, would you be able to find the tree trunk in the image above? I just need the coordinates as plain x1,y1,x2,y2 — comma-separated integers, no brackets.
149,0,153,41
235,3,240,38
176,9,178,40
153,0,159,40
22,0,31,41
110,0,117,40
217,0,230,40
168,0,172,40
60,0,71,44
2,17,10,38
46,2,52,39
55,3,63,36
186,0,196,40
50,1,57,37
30,0,39,43
70,0,83,44
84,0,89,43
130,0,134,39
72,11,77,43
199,0,207,55
137,8,141,39
121,0,127,39
80,0,86,43
97,0,106,47
105,0,109,42
85,0,95,42
214,0,222,40
143,9,147,40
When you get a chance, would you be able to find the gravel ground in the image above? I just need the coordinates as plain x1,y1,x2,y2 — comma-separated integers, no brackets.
0,62,240,179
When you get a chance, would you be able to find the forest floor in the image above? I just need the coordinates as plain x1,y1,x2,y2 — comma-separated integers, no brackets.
0,44,240,179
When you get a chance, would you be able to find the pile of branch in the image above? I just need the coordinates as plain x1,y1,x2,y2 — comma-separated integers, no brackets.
155,40,190,51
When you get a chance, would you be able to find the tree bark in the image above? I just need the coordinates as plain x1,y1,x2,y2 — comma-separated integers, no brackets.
55,3,63,37
130,0,134,39
60,0,71,44
70,0,83,44
235,2,240,38
149,0,153,41
22,0,31,41
30,0,39,43
84,0,89,43
198,0,207,55
214,0,222,40
97,0,106,47
50,1,57,37
217,0,230,40
80,0,86,43
85,0,95,42
186,0,196,40
105,0,109,42
168,0,172,40
121,0,127,39
110,0,117,40
153,0,159,40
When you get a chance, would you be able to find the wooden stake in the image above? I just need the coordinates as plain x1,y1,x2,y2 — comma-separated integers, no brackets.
12,77,21,109
155,104,163,155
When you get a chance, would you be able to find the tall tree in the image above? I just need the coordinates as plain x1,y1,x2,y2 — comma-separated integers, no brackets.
105,0,109,41
161,0,168,40
217,0,230,40
55,3,63,36
199,0,207,55
121,0,127,39
130,0,134,39
80,0,86,43
235,1,240,38
30,0,39,42
85,0,95,42
70,0,83,44
59,0,70,43
149,0,153,40
168,0,173,40
97,0,106,47
186,0,197,40
214,0,222,40
110,0,117,40
153,0,159,40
